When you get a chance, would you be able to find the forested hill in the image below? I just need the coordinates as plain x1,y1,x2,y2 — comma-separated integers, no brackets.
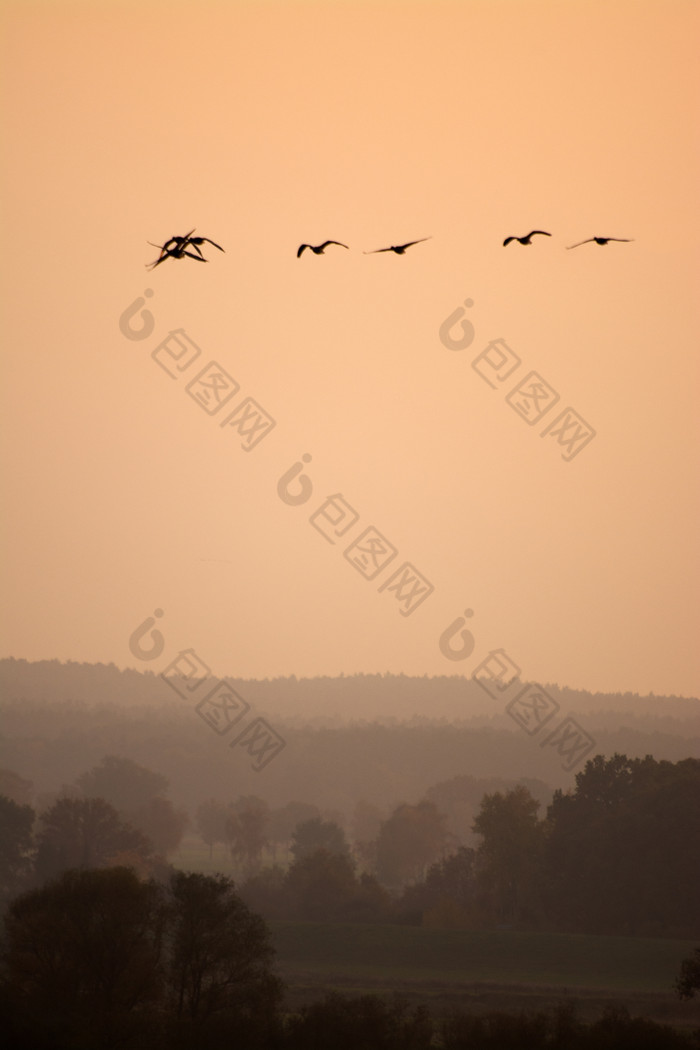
1,657,698,730
1,658,698,810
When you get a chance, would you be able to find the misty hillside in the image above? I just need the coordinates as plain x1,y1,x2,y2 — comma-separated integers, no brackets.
1,659,698,814
1,657,698,728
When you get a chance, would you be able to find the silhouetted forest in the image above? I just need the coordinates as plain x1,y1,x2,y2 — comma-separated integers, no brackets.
1,659,699,1046
1,658,698,814
6,750,698,936
3,657,698,724
2,863,700,1048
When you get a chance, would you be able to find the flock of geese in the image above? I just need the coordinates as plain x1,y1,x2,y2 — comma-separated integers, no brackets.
298,237,432,256
146,229,633,268
503,230,633,248
147,229,225,269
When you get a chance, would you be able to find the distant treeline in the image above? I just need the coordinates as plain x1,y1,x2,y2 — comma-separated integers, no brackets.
2,752,699,939
235,754,700,939
1,659,698,812
2,656,698,725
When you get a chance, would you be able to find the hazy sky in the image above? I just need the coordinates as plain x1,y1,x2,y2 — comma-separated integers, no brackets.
2,0,698,698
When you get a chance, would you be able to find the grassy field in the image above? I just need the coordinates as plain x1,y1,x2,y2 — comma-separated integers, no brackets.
172,839,700,1027
269,921,694,993
268,921,700,1028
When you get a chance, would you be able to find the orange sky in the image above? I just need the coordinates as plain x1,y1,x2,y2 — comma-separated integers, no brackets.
1,0,699,698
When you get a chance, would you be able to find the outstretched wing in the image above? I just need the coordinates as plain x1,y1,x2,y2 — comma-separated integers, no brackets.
147,239,173,264
146,252,172,270
401,237,430,249
186,241,207,258
503,236,516,246
320,240,349,250
566,238,594,250
199,237,225,252
528,231,551,237
606,238,633,243
363,247,393,254
297,244,310,257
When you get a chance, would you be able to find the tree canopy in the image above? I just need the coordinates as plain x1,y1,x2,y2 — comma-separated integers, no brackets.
2,867,283,1050
0,795,35,906
290,817,350,863
375,801,447,889
75,755,169,813
34,797,152,881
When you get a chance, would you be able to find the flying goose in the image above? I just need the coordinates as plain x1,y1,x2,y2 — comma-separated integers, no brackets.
364,237,431,255
503,230,551,246
297,240,349,257
566,236,633,249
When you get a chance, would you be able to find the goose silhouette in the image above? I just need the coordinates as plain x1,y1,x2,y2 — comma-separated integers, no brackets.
147,229,224,269
566,236,633,249
364,237,431,255
503,230,551,246
297,240,349,257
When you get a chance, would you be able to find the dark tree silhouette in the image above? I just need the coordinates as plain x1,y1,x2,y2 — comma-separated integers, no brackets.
286,848,358,922
268,800,320,861
290,816,350,863
545,754,700,935
284,991,433,1050
0,795,35,905
400,846,476,927
426,773,552,849
472,785,544,925
35,796,152,880
166,871,282,1047
226,805,269,877
2,867,165,1049
195,798,231,858
1,866,283,1050
675,947,700,1000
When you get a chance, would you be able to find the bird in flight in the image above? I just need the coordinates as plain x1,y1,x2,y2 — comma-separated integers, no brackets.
566,236,634,250
364,237,431,255
147,229,225,269
503,230,551,246
297,240,349,257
